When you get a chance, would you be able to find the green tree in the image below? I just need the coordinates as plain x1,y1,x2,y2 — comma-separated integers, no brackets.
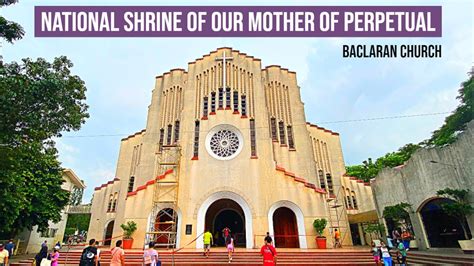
65,213,91,233
428,76,474,146
363,222,386,240
0,0,25,44
382,202,413,234
346,73,473,180
436,188,473,240
70,187,84,206
0,57,89,237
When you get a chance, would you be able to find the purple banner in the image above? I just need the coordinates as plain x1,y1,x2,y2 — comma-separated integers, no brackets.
34,6,442,37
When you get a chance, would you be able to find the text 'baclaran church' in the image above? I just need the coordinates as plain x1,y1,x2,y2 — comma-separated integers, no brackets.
88,48,373,249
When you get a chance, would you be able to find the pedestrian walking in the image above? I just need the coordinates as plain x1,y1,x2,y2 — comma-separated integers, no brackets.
50,246,60,266
34,246,48,266
264,232,273,245
203,229,213,258
260,237,277,266
401,230,411,250
79,239,98,266
110,240,125,266
41,241,48,248
397,240,407,266
226,234,235,263
143,242,159,266
95,241,101,266
370,241,381,265
380,242,392,266
334,229,342,248
5,240,15,258
0,244,9,266
392,229,400,242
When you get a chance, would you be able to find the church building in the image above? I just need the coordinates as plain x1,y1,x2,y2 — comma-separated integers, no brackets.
88,48,357,249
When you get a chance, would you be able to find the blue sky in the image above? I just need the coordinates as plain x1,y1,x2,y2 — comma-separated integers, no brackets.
2,0,472,202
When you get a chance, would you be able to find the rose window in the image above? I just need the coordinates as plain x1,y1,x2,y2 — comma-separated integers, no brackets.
205,125,243,160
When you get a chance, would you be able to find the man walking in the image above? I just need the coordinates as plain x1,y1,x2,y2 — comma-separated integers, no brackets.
264,232,273,245
203,229,213,258
334,229,342,248
0,244,9,266
110,240,125,266
5,240,15,258
260,238,277,266
80,239,98,266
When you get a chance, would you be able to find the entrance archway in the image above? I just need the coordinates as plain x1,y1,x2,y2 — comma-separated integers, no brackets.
196,191,254,249
273,207,299,248
205,199,246,247
268,200,307,248
420,198,472,247
153,208,178,248
104,220,114,246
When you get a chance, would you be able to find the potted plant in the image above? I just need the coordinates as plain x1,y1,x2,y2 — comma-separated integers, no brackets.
437,188,474,253
120,221,137,249
313,218,328,249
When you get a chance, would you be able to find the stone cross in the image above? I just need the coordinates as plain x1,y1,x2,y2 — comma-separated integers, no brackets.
215,51,233,89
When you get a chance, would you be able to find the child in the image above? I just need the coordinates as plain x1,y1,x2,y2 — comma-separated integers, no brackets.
380,242,392,266
397,240,407,266
370,241,381,265
226,235,235,263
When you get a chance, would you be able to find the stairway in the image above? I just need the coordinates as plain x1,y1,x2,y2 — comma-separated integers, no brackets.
12,249,474,265
12,249,375,266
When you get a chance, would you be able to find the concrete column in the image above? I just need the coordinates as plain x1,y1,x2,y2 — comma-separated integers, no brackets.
411,212,429,250
358,223,366,245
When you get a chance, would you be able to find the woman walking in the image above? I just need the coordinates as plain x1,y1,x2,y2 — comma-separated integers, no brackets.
143,242,159,266
50,246,60,266
226,235,235,263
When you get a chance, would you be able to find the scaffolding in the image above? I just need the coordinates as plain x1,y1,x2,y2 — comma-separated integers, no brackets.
325,184,350,248
146,144,181,249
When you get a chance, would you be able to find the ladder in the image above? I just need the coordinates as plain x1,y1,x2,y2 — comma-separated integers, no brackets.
147,145,181,249
325,184,350,248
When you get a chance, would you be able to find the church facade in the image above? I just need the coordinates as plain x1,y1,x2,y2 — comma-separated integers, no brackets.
88,48,356,249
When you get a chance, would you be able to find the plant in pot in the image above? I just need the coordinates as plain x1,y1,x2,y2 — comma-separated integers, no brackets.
437,188,474,253
313,218,328,249
120,221,137,249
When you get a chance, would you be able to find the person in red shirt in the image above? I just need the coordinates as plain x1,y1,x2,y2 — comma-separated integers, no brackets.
260,238,277,266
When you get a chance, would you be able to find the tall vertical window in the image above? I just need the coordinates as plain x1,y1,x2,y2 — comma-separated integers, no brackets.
270,118,277,141
193,120,200,159
352,192,358,209
218,88,224,109
225,88,231,109
318,170,326,190
326,173,334,194
107,195,113,212
342,187,348,208
287,126,295,149
174,120,180,143
210,92,216,113
233,91,239,113
127,176,135,192
278,121,286,145
346,190,353,209
159,128,164,151
250,119,257,157
203,97,209,118
166,124,173,145
112,193,118,212
241,95,247,116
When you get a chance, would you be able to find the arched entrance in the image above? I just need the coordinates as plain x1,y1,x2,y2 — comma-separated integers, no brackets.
420,198,472,247
196,191,254,249
273,207,299,248
153,208,178,248
104,220,114,246
205,199,246,247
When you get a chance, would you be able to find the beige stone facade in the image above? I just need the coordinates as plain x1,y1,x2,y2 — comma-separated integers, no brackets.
88,48,361,249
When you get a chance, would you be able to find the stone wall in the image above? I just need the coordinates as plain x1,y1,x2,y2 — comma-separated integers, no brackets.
372,121,474,249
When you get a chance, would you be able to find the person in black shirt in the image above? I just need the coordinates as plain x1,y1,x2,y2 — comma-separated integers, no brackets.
264,232,273,245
